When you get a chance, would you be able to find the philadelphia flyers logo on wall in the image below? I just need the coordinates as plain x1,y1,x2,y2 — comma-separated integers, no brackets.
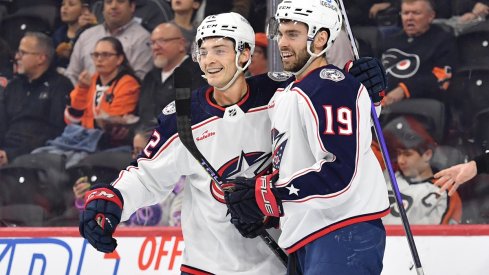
382,48,420,79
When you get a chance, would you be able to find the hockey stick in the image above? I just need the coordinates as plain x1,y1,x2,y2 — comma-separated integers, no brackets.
336,1,424,274
173,67,288,266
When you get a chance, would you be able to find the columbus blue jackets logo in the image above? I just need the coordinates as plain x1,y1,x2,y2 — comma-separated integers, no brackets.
210,151,272,203
382,48,420,79
271,128,288,170
162,101,176,115
267,71,292,82
319,68,345,82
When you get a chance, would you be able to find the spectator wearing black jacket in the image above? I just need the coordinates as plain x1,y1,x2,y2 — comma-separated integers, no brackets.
381,0,458,105
137,23,205,125
0,32,73,166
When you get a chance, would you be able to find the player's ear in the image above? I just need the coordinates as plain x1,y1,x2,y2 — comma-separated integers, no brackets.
313,29,328,54
239,48,251,66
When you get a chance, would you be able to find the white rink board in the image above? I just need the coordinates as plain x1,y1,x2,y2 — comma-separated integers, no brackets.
1,226,489,275
383,236,489,275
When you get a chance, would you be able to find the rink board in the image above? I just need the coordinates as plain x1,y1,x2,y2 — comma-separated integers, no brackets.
0,225,488,275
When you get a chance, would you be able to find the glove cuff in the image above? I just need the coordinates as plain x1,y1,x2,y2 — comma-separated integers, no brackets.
84,184,124,209
255,173,282,217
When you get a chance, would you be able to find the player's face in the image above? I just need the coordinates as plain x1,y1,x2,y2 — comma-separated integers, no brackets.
397,149,431,179
60,0,83,24
15,36,43,77
277,21,310,73
401,0,435,37
150,25,185,69
103,0,135,30
92,41,124,77
197,38,238,88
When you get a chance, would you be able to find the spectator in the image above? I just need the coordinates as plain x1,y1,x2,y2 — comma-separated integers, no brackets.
381,0,457,106
64,36,140,147
0,32,73,167
171,0,202,51
0,37,13,86
53,0,97,70
204,0,252,19
435,152,489,196
383,116,462,224
248,32,268,76
64,0,152,85
137,23,205,126
73,124,184,227
347,0,395,27
433,0,489,35
435,0,489,21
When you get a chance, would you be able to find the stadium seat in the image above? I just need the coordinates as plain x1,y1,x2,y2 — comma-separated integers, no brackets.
0,10,54,51
0,203,47,226
447,66,489,136
67,151,132,186
380,98,446,143
0,153,70,219
456,22,489,68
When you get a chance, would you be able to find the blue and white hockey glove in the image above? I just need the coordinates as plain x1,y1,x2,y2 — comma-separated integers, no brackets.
345,57,387,104
79,184,123,253
223,173,283,224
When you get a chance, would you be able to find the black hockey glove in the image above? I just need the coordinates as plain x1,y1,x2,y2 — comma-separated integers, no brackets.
345,57,387,104
223,173,283,224
79,184,123,253
230,215,280,239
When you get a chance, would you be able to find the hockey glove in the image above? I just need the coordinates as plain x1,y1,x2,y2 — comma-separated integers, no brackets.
345,57,387,104
223,173,283,224
79,184,123,253
230,216,280,239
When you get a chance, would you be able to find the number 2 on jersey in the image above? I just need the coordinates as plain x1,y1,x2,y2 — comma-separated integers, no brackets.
323,105,353,135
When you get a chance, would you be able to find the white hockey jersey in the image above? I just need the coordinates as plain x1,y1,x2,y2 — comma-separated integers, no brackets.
112,74,289,275
382,172,462,225
267,65,390,253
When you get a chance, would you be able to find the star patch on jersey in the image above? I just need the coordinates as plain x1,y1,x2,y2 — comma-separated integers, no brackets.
268,71,293,82
319,68,345,82
162,101,176,115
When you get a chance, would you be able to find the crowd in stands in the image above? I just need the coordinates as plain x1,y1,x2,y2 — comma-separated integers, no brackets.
0,0,488,226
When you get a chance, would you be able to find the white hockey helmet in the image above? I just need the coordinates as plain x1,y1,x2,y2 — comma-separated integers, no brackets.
194,12,255,90
269,0,342,52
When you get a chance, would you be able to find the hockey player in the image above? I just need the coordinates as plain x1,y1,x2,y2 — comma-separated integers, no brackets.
79,12,287,275
224,0,391,274
78,10,387,275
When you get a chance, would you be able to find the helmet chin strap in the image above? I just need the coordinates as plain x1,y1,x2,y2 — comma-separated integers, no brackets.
214,53,250,91
290,40,328,77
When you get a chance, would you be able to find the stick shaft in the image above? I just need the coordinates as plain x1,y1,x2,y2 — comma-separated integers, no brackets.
336,0,424,273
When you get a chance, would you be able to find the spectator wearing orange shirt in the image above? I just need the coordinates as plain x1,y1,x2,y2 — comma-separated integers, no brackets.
64,37,140,145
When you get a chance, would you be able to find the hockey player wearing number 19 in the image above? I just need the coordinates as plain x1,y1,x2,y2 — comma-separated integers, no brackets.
224,0,391,274
78,10,388,275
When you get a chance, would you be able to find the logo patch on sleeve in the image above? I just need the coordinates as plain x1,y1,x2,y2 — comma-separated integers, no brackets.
268,71,293,82
162,101,176,115
319,69,345,82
